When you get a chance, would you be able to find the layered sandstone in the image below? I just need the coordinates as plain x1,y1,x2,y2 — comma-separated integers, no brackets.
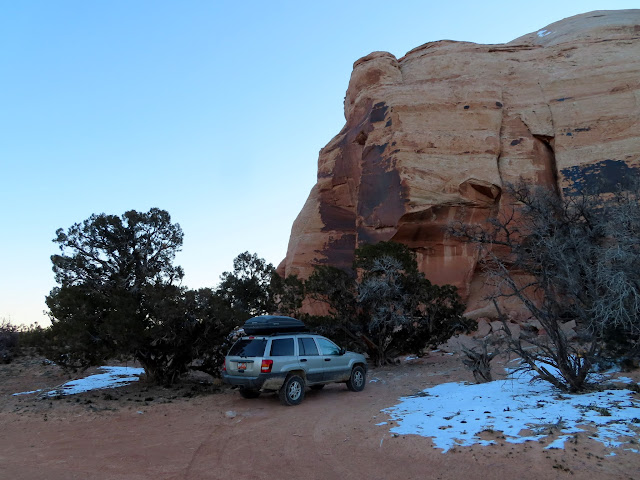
278,10,640,313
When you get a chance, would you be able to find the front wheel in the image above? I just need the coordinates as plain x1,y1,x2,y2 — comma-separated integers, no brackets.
346,365,366,392
279,375,305,406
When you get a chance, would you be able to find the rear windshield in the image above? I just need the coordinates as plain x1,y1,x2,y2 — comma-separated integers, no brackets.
229,339,267,357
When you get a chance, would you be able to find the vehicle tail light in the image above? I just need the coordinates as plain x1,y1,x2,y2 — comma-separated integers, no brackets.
222,362,226,372
261,359,273,373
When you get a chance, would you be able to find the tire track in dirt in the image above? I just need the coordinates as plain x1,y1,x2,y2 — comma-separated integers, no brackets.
182,386,373,479
183,425,222,479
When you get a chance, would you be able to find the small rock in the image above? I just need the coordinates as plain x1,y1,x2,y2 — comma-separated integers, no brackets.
490,321,504,334
560,320,577,340
225,410,237,419
440,335,478,353
474,319,491,338
508,323,521,340
521,318,542,335
465,304,499,320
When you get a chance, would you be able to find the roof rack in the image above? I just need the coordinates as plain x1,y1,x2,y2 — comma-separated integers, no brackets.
243,329,311,337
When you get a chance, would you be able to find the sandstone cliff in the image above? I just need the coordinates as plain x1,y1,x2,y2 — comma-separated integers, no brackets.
278,10,640,313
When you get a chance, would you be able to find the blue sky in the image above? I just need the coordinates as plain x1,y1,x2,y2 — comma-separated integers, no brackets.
1,1,637,326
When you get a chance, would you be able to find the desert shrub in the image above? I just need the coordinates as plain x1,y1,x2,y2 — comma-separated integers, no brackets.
43,208,195,383
217,252,276,316
306,242,470,366
270,273,305,317
44,217,281,384
302,314,342,338
0,319,20,363
187,288,244,378
0,320,46,363
450,181,640,392
305,265,357,323
301,314,364,354
461,338,502,383
356,245,471,366
16,323,46,351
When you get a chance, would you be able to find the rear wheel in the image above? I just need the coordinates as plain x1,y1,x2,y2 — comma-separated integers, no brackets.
239,387,261,399
346,365,366,392
279,375,305,406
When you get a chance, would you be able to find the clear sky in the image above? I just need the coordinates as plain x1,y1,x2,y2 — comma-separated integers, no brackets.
1,1,637,326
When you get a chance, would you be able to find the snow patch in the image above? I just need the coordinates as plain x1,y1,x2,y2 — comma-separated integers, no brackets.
12,389,42,396
545,435,571,450
41,366,144,397
537,29,552,37
614,377,634,384
381,369,640,453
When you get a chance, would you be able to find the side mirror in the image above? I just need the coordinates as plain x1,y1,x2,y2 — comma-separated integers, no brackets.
339,347,346,355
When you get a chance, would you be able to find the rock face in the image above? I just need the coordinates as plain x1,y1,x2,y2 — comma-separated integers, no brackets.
278,10,640,313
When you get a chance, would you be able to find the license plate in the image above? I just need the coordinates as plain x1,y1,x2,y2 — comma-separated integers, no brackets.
237,362,247,371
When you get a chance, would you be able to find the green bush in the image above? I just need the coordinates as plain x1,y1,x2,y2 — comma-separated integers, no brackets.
306,241,470,366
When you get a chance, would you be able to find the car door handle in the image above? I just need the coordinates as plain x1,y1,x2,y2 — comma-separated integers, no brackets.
300,358,307,362
324,358,331,362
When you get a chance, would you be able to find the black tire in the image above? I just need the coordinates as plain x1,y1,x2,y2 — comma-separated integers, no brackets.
239,387,261,399
346,365,366,392
279,375,305,406
310,384,325,391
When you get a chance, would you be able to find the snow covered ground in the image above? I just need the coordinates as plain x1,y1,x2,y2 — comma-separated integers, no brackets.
13,366,145,397
381,366,640,454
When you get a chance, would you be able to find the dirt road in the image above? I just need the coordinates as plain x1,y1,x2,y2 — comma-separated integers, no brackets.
1,354,638,480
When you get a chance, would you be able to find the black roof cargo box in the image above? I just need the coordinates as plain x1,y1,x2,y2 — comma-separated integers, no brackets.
243,315,308,335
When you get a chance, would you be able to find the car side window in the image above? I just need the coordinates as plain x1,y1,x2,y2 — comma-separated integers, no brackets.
270,338,295,356
298,337,319,356
316,337,341,356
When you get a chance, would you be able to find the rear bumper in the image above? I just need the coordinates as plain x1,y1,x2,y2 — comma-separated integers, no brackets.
222,371,288,391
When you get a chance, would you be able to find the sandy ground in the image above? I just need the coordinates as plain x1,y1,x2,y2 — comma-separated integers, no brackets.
1,353,639,480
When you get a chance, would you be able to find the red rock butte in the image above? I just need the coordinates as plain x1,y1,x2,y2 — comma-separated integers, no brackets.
278,10,640,315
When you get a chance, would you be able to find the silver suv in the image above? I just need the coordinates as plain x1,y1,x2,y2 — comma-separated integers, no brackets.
222,332,367,406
